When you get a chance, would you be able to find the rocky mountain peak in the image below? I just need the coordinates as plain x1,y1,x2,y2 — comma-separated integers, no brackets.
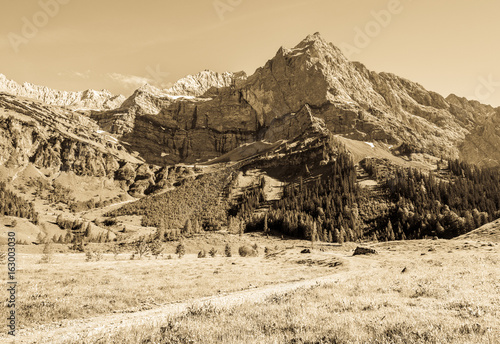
165,70,247,97
119,70,247,115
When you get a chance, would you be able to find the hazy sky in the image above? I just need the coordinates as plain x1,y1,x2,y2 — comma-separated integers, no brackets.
1,0,499,106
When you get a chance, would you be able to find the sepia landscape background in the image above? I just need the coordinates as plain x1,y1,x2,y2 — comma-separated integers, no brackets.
0,1,499,343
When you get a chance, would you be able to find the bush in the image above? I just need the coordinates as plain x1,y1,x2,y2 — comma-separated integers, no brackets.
238,245,257,257
149,240,164,259
176,242,185,258
0,251,5,264
134,238,150,259
85,249,103,262
112,245,122,260
198,250,207,258
39,242,53,263
224,244,232,257
209,247,217,258
103,218,117,227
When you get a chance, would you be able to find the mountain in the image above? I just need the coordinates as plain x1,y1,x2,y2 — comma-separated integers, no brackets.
91,33,499,166
0,73,126,111
0,92,172,198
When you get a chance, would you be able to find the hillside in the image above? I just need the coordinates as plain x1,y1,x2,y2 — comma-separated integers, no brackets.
457,218,500,242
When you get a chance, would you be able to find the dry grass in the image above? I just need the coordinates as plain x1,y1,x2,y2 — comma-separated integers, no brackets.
3,236,344,330
58,239,499,344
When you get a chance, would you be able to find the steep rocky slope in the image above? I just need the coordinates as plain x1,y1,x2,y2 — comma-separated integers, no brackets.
0,93,172,197
0,73,125,110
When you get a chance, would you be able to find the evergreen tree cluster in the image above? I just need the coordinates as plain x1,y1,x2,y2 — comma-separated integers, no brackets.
245,151,360,243
55,215,113,244
0,181,38,223
382,162,500,239
239,155,500,242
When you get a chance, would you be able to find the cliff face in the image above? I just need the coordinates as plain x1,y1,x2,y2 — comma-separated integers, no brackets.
0,74,125,111
235,33,471,159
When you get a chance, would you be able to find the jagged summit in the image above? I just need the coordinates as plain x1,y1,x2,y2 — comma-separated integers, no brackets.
0,73,125,110
295,32,336,49
119,70,247,115
164,70,247,97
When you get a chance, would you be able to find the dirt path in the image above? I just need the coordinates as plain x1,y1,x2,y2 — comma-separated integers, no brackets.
10,255,372,344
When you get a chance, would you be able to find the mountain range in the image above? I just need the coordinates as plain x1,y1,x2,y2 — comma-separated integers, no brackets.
1,32,500,185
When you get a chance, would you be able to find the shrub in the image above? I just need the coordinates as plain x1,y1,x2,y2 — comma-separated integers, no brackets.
198,250,207,258
176,242,185,258
112,245,122,260
39,242,53,263
0,251,6,264
238,245,257,257
149,240,165,259
252,243,259,254
85,250,93,262
209,247,217,258
134,238,150,259
224,244,232,257
85,249,103,262
103,218,117,227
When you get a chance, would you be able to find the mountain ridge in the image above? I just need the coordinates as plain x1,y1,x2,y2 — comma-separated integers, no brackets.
0,73,126,111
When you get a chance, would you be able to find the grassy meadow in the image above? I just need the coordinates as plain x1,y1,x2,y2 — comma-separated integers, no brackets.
1,234,497,343
61,239,499,344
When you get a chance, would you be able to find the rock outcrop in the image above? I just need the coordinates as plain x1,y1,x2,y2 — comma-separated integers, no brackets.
0,93,164,195
353,247,378,255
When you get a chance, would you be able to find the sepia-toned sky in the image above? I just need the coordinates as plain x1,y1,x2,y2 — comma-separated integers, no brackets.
1,0,499,106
